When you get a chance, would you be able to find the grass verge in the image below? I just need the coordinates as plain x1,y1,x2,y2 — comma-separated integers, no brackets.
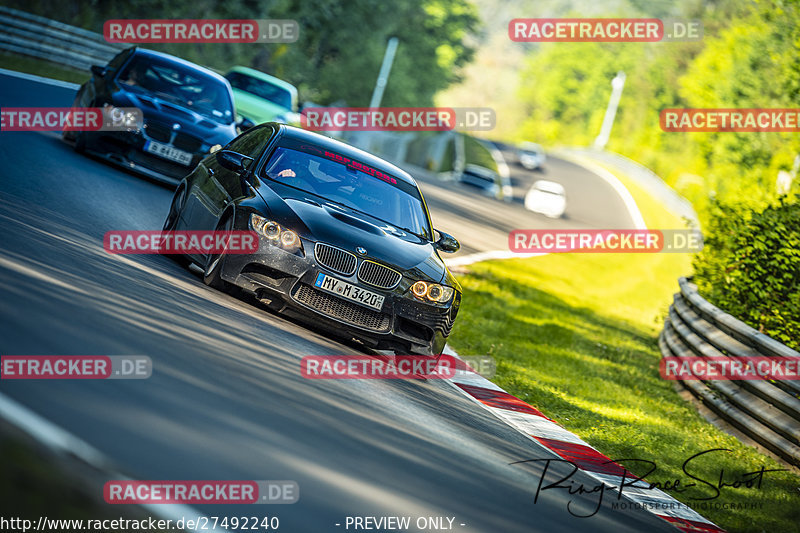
448,162,800,532
0,52,87,85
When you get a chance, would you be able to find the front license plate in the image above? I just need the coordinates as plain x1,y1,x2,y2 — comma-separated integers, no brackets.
314,273,384,311
144,140,193,166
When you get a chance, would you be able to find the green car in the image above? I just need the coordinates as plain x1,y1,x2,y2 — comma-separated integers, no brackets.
224,66,299,127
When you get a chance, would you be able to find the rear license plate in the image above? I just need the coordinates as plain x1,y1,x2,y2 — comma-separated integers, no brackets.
314,273,384,311
144,140,193,166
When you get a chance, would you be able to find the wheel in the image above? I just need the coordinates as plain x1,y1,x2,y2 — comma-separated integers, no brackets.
74,130,87,153
203,215,234,292
63,93,83,144
161,185,189,264
163,185,186,231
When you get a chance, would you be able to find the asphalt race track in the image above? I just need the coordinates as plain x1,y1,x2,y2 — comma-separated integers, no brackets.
0,72,670,532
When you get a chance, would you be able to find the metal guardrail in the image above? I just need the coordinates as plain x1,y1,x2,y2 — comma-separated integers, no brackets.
660,277,800,467
0,6,123,71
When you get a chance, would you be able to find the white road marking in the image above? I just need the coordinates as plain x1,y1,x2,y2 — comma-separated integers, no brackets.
0,67,81,90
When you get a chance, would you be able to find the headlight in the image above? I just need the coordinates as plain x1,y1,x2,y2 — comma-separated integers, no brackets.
412,281,428,298
409,280,455,303
250,214,302,253
264,221,281,241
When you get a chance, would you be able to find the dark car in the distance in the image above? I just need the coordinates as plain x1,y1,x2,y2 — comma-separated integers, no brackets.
63,47,238,184
163,123,462,355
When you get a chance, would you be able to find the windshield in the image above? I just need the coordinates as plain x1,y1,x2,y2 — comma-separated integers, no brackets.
117,56,234,123
226,72,294,111
263,144,432,239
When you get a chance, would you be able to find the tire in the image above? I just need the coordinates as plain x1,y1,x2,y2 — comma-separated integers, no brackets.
74,130,87,153
161,185,189,264
63,92,83,144
163,185,186,232
203,215,234,292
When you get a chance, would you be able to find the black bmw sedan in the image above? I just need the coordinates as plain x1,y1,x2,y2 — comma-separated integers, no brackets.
164,123,462,355
64,47,238,183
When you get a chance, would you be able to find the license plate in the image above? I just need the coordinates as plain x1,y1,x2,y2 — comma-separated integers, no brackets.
144,140,193,166
314,273,384,311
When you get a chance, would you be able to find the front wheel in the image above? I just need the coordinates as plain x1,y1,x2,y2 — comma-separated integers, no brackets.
73,130,88,153
203,215,234,292
163,185,186,232
161,185,188,264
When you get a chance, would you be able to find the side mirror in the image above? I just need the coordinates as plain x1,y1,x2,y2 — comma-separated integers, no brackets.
91,65,108,78
216,149,254,174
434,230,460,253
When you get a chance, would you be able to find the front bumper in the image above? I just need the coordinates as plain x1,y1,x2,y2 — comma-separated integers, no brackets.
219,234,458,355
82,129,206,185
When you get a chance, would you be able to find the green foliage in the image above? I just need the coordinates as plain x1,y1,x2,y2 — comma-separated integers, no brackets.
693,197,800,349
449,248,800,533
514,0,800,225
7,0,478,106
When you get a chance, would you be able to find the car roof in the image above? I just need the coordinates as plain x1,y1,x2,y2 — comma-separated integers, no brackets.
518,141,543,151
276,125,418,187
464,163,498,177
533,180,566,193
227,66,298,96
129,48,230,86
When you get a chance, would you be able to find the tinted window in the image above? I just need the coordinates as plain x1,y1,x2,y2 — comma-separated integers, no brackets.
107,48,134,71
118,56,234,123
224,125,275,161
225,72,294,111
262,143,431,239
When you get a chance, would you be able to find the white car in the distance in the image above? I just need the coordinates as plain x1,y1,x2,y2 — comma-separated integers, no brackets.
518,142,546,171
524,180,567,218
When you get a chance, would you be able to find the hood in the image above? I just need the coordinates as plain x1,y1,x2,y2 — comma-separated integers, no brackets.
254,182,447,282
113,89,237,146
232,89,293,123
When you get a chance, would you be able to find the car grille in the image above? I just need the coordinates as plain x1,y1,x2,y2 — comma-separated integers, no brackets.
293,284,391,332
357,260,401,289
315,243,357,276
173,132,203,153
143,122,171,143
128,151,192,179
